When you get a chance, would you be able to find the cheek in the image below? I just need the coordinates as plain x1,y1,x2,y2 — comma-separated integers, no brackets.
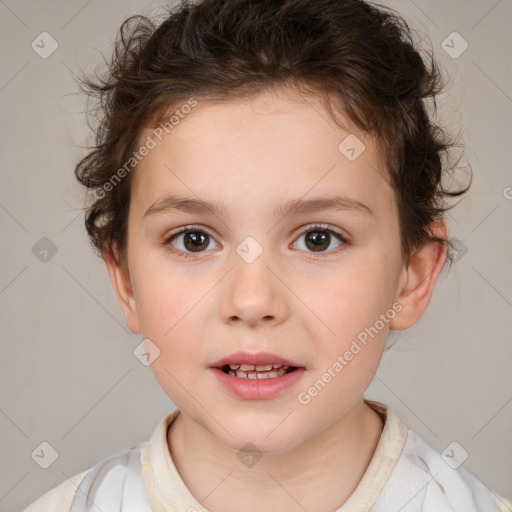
297,265,391,415
304,251,399,360
130,256,206,354
130,262,210,404
314,263,390,324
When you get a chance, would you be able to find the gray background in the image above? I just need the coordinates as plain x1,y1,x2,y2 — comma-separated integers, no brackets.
0,0,511,510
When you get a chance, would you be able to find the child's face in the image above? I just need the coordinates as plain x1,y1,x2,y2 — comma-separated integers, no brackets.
112,86,408,452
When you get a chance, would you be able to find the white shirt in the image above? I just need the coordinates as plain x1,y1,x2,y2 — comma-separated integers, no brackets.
23,399,512,512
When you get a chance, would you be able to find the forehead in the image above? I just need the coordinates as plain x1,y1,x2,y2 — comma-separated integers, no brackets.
130,87,393,220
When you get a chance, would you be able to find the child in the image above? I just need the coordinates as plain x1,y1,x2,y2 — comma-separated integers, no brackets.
24,0,511,510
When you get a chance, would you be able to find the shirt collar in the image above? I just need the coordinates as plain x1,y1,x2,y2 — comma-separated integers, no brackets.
139,398,408,512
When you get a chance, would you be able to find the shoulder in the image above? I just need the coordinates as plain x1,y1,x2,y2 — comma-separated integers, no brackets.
22,444,152,512
374,427,512,511
22,469,88,512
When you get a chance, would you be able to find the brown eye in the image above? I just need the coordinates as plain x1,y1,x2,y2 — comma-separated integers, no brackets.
293,225,346,256
165,226,219,257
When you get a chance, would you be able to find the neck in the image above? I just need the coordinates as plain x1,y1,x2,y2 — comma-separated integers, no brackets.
167,400,384,512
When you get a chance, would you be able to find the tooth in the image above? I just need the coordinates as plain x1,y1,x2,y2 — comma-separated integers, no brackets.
232,368,289,379
272,364,281,369
255,364,273,371
229,364,240,370
240,364,255,371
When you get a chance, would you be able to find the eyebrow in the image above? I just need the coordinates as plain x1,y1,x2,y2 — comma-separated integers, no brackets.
143,194,374,219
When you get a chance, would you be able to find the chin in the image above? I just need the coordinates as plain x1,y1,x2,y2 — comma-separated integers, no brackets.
211,415,308,456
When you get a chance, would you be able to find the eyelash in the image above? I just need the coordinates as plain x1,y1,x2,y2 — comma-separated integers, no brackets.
163,223,349,260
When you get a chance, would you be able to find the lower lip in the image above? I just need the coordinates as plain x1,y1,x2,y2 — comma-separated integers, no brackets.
210,367,305,400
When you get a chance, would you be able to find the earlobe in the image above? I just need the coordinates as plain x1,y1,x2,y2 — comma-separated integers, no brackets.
389,221,448,330
103,249,141,335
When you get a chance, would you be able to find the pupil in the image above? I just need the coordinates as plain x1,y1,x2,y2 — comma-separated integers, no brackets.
306,230,329,252
185,231,208,252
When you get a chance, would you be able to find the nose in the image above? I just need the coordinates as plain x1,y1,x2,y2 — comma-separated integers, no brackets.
219,248,288,328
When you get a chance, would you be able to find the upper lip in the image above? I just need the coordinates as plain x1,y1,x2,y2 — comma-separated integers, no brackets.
210,351,303,368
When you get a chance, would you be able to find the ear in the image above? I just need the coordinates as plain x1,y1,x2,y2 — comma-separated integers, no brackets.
103,249,141,335
390,220,447,330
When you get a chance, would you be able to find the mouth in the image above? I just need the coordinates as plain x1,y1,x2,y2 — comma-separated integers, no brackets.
220,363,298,379
210,352,305,399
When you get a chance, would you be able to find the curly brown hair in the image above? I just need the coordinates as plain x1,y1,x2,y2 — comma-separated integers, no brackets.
74,0,469,272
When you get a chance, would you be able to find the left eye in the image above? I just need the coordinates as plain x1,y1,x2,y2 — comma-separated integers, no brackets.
292,225,346,255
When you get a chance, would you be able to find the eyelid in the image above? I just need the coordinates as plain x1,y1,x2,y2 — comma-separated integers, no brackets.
162,224,218,247
165,224,215,238
295,223,348,240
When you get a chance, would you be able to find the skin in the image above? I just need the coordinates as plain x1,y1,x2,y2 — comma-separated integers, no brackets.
105,85,447,512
